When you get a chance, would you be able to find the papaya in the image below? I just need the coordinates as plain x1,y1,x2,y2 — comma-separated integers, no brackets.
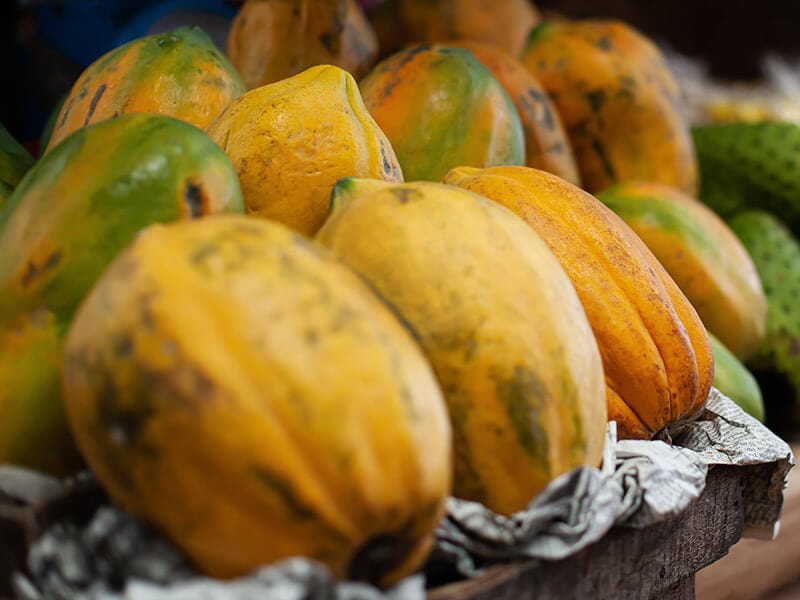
316,178,607,515
359,44,524,182
709,332,764,422
521,19,698,196
448,40,580,185
46,26,245,152
397,0,541,58
597,181,766,362
0,122,35,207
0,114,243,475
205,64,402,237
444,166,714,440
61,215,451,587
227,0,378,89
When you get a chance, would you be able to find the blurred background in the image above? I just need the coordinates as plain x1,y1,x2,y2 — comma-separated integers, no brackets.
5,0,800,148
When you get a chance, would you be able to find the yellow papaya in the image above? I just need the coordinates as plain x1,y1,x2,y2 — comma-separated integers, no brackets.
597,181,767,362
521,19,698,195
46,26,245,152
227,0,378,89
444,166,713,440
62,215,451,587
206,64,402,236
316,178,607,515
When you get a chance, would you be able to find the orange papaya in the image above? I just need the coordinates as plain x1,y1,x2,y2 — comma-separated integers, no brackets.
522,19,698,195
46,26,245,152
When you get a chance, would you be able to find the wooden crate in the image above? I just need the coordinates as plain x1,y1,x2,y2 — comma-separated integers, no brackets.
428,465,750,600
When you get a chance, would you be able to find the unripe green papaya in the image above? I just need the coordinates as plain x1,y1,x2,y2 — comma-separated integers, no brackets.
0,113,243,475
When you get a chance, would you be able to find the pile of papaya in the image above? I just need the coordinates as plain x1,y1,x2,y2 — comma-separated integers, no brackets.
0,0,796,589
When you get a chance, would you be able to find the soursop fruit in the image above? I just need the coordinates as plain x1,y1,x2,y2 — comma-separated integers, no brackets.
693,121,800,233
727,209,800,434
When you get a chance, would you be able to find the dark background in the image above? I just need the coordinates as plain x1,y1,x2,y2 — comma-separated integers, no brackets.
5,0,800,147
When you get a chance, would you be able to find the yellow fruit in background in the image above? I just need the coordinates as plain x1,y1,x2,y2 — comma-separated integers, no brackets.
206,64,402,236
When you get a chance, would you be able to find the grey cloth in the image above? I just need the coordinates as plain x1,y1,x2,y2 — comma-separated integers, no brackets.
14,389,793,599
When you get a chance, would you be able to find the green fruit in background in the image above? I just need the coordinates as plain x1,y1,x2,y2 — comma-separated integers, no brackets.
0,122,35,208
692,122,800,232
727,209,800,434
708,331,764,422
0,113,244,475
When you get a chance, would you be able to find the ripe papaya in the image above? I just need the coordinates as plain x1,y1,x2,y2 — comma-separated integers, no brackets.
359,44,524,182
0,114,243,475
397,0,541,58
522,19,698,196
448,40,580,185
444,166,714,440
62,215,451,587
597,181,766,362
206,64,402,237
46,26,245,152
316,178,607,515
227,0,378,89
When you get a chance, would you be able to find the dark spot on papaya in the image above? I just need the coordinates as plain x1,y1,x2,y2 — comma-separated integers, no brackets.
595,36,612,50
585,90,606,112
396,44,432,70
495,366,549,466
84,83,107,126
97,373,156,446
78,87,88,100
590,136,616,182
250,465,316,519
347,525,419,585
114,335,134,358
305,329,319,344
20,261,37,288
184,180,205,218
190,243,219,266
391,188,420,204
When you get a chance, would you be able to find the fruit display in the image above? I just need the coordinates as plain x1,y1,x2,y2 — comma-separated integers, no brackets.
316,178,607,514
3,0,800,592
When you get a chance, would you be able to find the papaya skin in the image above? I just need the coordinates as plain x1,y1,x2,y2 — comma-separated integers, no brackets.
448,40,581,186
359,44,524,182
227,0,378,89
46,26,245,152
0,114,243,476
444,166,714,439
597,181,767,362
62,215,451,587
398,0,541,58
522,19,698,196
205,64,402,237
317,178,607,515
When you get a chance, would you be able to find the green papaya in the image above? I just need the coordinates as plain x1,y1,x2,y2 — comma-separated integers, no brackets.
0,113,243,475
0,122,35,207
708,331,764,422
692,121,800,233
